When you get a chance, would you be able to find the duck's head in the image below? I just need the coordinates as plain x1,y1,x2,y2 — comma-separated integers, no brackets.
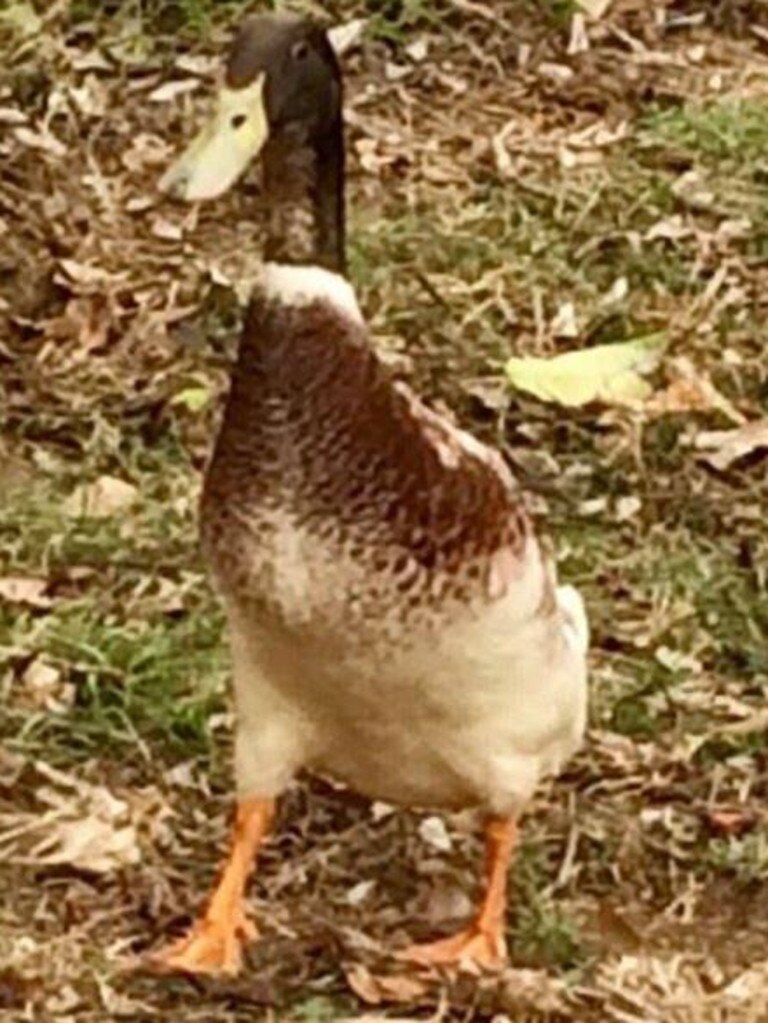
160,13,342,202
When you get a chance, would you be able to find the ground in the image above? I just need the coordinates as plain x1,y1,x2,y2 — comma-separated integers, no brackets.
1,1,767,1020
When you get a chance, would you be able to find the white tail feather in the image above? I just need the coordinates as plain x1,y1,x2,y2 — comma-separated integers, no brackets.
557,584,589,654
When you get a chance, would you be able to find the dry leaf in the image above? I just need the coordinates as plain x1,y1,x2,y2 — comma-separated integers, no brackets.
576,0,613,16
537,62,575,85
646,357,744,423
57,259,116,289
148,79,199,103
672,170,715,211
335,1018,426,1023
615,495,641,522
371,801,396,821
551,301,580,339
405,39,429,63
695,419,768,471
32,814,139,873
651,380,724,417
655,645,702,674
496,967,568,1015
150,216,184,241
0,106,27,125
418,816,452,852
1,762,141,874
506,334,666,407
64,476,138,518
42,296,112,352
346,879,376,906
20,658,74,713
345,964,429,1006
602,276,628,306
646,214,690,242
13,126,66,157
705,809,756,837
0,1,42,38
68,77,109,119
568,13,590,56
0,576,51,608
724,960,768,1004
491,129,514,178
175,54,218,76
597,902,644,952
328,18,367,56
0,748,25,789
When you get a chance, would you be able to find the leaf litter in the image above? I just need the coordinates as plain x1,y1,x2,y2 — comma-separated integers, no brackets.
694,418,768,471
0,761,142,874
1,1,768,1021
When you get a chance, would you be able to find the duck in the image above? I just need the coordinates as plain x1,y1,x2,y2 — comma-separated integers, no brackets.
154,11,589,977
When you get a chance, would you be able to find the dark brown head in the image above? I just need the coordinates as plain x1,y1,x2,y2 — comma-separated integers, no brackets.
160,13,342,202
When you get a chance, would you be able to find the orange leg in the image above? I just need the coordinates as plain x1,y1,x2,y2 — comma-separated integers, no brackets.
404,816,516,970
151,797,275,976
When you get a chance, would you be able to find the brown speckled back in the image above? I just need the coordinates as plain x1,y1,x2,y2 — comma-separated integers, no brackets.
201,288,538,643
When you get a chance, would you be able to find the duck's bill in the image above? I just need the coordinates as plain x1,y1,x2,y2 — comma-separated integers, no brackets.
159,75,268,201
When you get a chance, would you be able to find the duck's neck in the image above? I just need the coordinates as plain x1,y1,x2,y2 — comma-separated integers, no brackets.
261,118,346,275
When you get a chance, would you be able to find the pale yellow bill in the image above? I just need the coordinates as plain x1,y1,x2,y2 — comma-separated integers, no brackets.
159,74,269,201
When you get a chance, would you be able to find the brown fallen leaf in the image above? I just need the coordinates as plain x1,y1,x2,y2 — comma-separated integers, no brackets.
345,964,429,1006
328,17,367,56
576,0,612,16
705,808,757,837
644,357,745,423
335,1019,423,1023
597,901,644,952
0,576,51,608
56,258,118,290
695,418,768,471
724,960,768,1004
0,747,25,789
64,476,138,519
148,79,199,103
494,967,568,1016
19,657,74,713
42,296,113,352
1,761,141,874
650,379,720,416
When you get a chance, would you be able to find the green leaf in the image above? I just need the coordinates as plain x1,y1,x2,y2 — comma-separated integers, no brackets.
171,387,211,413
505,333,667,407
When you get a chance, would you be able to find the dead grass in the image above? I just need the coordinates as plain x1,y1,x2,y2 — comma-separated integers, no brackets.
1,1,768,1020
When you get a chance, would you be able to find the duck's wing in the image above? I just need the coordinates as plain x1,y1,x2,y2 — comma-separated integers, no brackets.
204,265,560,627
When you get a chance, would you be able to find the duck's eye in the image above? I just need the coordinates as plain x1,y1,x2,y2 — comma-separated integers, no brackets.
231,113,247,129
291,40,309,60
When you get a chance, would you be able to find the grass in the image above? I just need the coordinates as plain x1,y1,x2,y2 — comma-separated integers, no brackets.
641,98,768,169
0,443,227,767
706,833,768,884
2,2,768,1019
512,837,585,970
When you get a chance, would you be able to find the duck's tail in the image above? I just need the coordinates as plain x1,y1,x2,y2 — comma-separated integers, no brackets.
556,584,589,655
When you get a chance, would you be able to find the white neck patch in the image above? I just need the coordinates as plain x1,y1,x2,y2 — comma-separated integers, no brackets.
260,263,364,325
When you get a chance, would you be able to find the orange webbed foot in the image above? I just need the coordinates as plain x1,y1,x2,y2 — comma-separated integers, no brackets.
150,903,258,976
148,797,274,977
402,816,516,973
402,924,507,971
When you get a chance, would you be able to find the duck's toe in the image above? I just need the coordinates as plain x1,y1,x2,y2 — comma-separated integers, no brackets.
402,924,507,971
149,903,258,977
